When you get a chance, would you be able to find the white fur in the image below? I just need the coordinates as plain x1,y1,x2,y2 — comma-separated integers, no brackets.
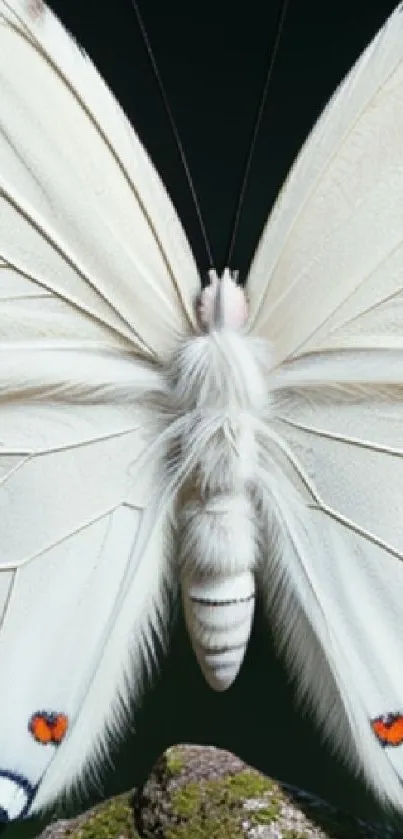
167,319,266,690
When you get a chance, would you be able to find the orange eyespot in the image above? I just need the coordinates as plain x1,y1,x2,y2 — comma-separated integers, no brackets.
371,712,403,747
29,711,68,745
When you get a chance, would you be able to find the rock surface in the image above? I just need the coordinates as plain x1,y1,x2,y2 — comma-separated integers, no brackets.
36,744,403,839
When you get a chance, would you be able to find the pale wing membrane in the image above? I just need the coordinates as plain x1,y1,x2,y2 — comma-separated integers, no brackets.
0,399,171,815
0,0,199,363
258,391,403,809
244,0,403,809
247,4,403,366
0,0,191,814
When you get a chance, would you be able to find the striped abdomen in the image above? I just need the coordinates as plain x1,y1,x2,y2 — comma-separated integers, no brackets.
179,491,257,691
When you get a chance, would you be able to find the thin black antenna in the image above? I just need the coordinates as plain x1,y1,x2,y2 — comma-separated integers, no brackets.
225,0,291,268
129,0,214,269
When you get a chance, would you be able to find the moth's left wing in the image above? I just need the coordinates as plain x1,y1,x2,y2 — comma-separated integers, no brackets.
0,394,173,821
0,0,200,363
245,3,403,811
0,0,189,820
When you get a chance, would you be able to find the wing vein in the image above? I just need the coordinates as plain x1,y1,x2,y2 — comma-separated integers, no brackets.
251,11,401,325
0,181,155,356
0,6,195,330
4,503,124,570
262,418,403,562
276,415,403,457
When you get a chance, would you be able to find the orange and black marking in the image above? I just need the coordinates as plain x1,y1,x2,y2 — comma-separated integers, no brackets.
28,711,68,746
371,712,403,747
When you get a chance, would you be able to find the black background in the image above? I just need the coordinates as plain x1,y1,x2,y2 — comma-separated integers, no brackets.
7,0,403,836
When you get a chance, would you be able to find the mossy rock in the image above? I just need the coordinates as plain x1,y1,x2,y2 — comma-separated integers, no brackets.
36,745,403,839
37,793,139,839
136,745,282,839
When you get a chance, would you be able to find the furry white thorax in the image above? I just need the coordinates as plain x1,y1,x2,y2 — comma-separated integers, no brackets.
167,271,270,690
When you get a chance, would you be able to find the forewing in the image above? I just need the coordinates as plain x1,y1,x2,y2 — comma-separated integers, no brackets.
0,0,200,363
246,3,403,367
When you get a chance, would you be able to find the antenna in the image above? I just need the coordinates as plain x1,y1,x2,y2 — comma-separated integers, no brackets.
225,0,291,269
129,0,214,269
129,0,290,275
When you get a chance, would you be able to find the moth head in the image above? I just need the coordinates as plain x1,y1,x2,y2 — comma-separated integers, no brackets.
197,269,248,331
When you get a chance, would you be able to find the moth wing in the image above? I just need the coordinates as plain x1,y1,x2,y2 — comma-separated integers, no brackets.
260,390,403,810
0,0,193,820
246,3,403,366
0,396,172,819
0,0,200,364
244,3,403,810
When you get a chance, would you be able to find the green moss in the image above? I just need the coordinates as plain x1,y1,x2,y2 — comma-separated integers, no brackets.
70,794,137,839
165,748,185,777
250,806,283,825
224,772,275,798
171,781,201,819
165,810,244,839
166,769,281,839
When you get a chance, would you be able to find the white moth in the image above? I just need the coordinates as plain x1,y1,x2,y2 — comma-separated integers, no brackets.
0,0,402,823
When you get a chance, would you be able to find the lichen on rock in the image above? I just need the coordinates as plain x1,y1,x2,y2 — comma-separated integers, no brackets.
35,745,403,839
38,793,138,839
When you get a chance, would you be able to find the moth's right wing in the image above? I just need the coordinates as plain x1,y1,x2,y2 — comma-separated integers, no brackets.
244,2,403,813
246,2,403,363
